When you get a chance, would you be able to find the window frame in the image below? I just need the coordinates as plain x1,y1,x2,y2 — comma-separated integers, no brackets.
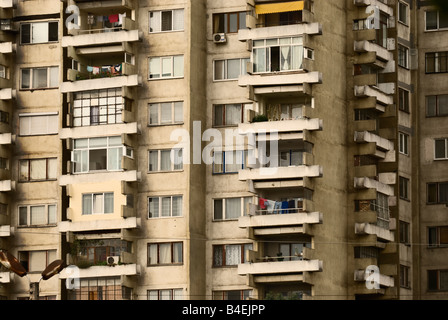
20,66,59,90
400,265,411,289
398,2,408,26
212,150,248,174
426,94,448,117
20,21,59,45
399,132,409,155
148,101,184,126
427,182,448,204
428,270,448,291
81,192,114,215
147,242,183,266
425,51,448,74
434,138,448,160
212,243,253,267
212,11,247,34
399,176,410,200
148,8,184,33
148,55,184,80
398,88,410,113
19,158,57,182
213,58,250,81
18,204,57,227
213,103,245,127
147,288,184,300
428,226,448,248
148,195,183,218
399,220,410,245
148,148,184,172
213,197,253,221
398,44,409,69
425,10,448,32
18,112,59,136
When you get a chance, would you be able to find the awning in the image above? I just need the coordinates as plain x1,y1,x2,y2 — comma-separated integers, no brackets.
255,1,304,15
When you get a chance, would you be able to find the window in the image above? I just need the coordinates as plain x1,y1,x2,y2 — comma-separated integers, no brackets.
20,21,58,44
399,132,409,155
400,265,411,288
19,158,57,182
68,277,131,300
398,88,410,112
148,101,183,125
213,243,253,267
78,239,131,264
72,136,128,173
427,182,448,204
398,2,408,25
213,290,252,300
428,226,448,248
213,197,253,221
428,270,448,291
82,192,114,215
149,9,184,33
398,45,409,68
426,94,448,117
149,55,184,79
0,65,7,79
73,88,126,127
213,104,245,126
425,10,448,31
0,110,9,124
213,150,248,174
148,149,183,172
213,12,246,34
18,250,56,272
435,138,448,160
19,113,58,136
18,204,57,226
147,242,183,265
399,176,410,200
213,58,249,81
426,52,448,73
20,66,59,89
148,289,183,300
0,203,7,216
252,37,304,73
148,196,182,218
399,221,410,245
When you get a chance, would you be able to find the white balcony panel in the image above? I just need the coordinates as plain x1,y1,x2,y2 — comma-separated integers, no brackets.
58,264,139,279
239,72,321,87
0,88,15,100
239,212,322,229
354,40,393,62
238,259,322,275
354,177,394,196
0,133,12,145
238,22,322,42
353,0,394,16
354,131,394,151
354,85,393,105
62,30,140,48
0,42,14,54
239,165,322,181
355,222,394,242
59,170,139,186
61,75,140,93
0,225,11,237
0,272,11,283
58,217,139,232
0,0,13,8
59,123,138,140
0,180,13,192
239,118,322,135
354,269,394,287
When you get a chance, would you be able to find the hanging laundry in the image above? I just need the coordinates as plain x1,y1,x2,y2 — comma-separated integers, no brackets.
118,13,126,25
92,67,100,75
87,66,93,73
115,64,122,74
108,14,119,23
281,201,289,214
273,201,282,214
258,198,267,210
288,199,296,213
266,200,275,214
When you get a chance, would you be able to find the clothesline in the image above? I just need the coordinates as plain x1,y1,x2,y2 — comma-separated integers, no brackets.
258,197,302,214
86,64,123,76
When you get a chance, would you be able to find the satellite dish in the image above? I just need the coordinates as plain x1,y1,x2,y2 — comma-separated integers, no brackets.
0,250,27,277
41,259,67,280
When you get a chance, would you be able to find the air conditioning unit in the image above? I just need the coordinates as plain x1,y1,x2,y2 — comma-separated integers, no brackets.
107,256,120,266
213,33,226,44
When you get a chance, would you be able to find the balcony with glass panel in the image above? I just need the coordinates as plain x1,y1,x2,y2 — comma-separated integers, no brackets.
238,36,321,88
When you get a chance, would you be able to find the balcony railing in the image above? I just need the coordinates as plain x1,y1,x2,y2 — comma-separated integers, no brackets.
254,198,304,215
75,63,125,80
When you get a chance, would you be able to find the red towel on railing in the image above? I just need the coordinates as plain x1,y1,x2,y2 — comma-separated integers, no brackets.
259,198,267,210
109,14,119,23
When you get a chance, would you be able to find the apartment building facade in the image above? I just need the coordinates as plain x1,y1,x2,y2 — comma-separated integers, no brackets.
0,0,446,301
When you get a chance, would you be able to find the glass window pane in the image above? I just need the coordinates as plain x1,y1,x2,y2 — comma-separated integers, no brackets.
48,205,57,224
173,55,184,77
49,67,58,87
30,159,46,180
227,59,240,79
93,194,104,214
225,104,242,125
214,60,225,80
438,95,448,116
149,57,161,78
225,198,241,219
148,244,158,264
174,102,183,122
47,158,57,179
427,96,437,116
149,11,161,33
162,57,172,77
428,183,438,203
31,22,49,44
435,140,447,159
160,102,172,124
173,243,182,263
21,69,31,89
161,197,171,217
214,199,223,220
172,149,183,170
104,193,114,213
161,11,173,31
172,196,182,216
148,197,159,218
225,245,241,266
30,205,46,225
89,149,107,171
173,9,184,31
160,150,171,171
214,105,224,126
228,13,238,33
89,137,108,148
149,103,159,125
439,183,448,203
149,151,158,171
21,23,31,44
159,243,171,264
426,11,438,30
19,207,28,225
48,21,58,41
107,147,122,171
29,251,46,272
19,160,29,181
33,68,48,88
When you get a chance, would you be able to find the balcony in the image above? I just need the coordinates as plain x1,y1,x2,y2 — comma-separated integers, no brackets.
239,164,321,182
239,71,321,88
62,26,140,48
354,40,393,62
238,259,322,276
58,215,139,233
353,0,394,16
239,118,322,137
59,263,139,279
239,23,321,42
354,85,393,106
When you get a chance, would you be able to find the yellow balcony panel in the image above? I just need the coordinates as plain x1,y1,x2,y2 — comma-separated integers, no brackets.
238,259,322,276
255,1,304,15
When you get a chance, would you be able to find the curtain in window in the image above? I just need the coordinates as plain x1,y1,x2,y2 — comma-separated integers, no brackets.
161,197,171,217
213,246,223,266
172,149,183,170
159,243,171,264
149,151,158,171
48,205,57,224
173,56,184,77
30,159,46,180
173,243,182,263
33,68,48,88
148,197,159,218
225,198,241,219
29,251,47,272
160,102,172,123
172,196,182,216
104,193,114,213
19,207,28,225
93,194,104,214
149,57,161,78
225,245,241,266
107,147,122,171
173,9,184,30
30,206,46,225
253,48,266,73
225,104,241,125
31,22,48,44
160,150,171,171
149,11,161,32
292,45,303,70
280,46,291,71
29,115,49,135
148,244,157,264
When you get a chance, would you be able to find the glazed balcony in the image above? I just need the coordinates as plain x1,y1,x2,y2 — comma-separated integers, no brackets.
353,0,394,15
